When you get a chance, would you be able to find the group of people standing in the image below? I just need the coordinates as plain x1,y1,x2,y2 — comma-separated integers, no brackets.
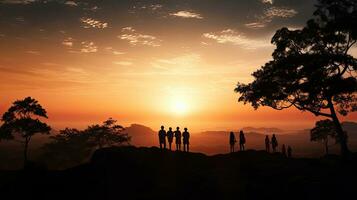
158,126,190,152
229,132,293,158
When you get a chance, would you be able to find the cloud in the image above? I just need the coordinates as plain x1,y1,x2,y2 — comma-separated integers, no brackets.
105,47,125,55
113,61,133,66
244,22,267,29
262,0,273,4
170,11,203,19
26,50,41,55
80,17,108,29
265,7,298,18
202,29,271,49
62,37,74,47
1,0,37,4
119,27,161,47
65,1,78,7
245,6,298,29
80,41,97,53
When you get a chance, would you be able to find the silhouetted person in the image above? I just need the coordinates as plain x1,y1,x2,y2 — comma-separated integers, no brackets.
167,127,174,150
287,146,292,158
158,126,167,149
282,144,286,157
239,130,246,151
183,128,190,152
174,127,181,151
271,134,278,153
265,135,270,152
229,132,236,153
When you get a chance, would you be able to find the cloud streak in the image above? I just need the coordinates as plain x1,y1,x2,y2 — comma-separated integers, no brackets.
80,17,108,29
170,11,203,19
119,27,161,47
203,29,271,49
245,6,298,29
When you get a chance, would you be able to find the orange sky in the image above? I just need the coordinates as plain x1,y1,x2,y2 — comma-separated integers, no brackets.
0,0,356,132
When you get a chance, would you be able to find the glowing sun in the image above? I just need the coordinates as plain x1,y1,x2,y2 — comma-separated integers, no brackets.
171,99,189,115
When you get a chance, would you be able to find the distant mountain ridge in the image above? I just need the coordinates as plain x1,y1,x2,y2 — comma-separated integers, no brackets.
125,121,357,156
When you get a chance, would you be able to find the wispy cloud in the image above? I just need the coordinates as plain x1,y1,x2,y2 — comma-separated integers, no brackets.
119,27,161,47
262,0,273,4
265,7,297,18
1,0,37,4
245,6,298,29
170,11,203,19
202,29,271,49
65,1,78,6
113,61,133,66
26,50,41,55
80,17,108,29
105,47,125,55
80,41,97,53
62,37,74,47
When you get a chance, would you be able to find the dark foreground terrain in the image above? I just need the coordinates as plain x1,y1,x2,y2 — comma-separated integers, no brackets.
0,146,356,200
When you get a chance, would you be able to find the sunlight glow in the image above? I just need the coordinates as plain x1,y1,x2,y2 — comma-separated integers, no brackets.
171,99,189,115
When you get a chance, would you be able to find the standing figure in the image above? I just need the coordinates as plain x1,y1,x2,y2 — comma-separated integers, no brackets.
239,130,246,151
174,127,182,151
229,132,236,153
287,146,292,158
167,127,174,150
158,126,167,149
282,144,286,157
182,128,190,152
265,135,270,152
271,134,278,153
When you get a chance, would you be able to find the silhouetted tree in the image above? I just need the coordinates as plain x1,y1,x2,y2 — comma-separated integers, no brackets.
41,128,93,169
235,0,357,155
0,97,51,167
85,118,130,149
311,119,338,155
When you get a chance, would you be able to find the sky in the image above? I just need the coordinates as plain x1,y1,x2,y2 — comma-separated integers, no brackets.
0,0,356,132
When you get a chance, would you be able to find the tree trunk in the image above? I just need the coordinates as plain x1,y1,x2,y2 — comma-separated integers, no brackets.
24,137,29,168
325,139,329,155
328,99,350,156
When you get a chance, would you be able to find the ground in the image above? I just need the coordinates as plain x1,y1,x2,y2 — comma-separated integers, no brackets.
0,146,356,200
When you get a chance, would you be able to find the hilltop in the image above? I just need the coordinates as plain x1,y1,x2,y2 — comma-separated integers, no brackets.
1,146,356,200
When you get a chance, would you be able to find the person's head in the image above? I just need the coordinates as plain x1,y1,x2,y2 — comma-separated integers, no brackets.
161,125,164,130
265,135,269,138
176,127,180,130
184,128,187,131
272,134,275,137
240,130,243,134
169,127,172,131
230,131,234,135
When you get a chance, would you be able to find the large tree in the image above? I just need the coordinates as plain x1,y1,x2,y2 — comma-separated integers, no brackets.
0,97,51,167
235,0,357,155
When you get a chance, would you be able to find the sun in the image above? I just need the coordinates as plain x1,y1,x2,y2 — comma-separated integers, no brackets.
171,99,189,115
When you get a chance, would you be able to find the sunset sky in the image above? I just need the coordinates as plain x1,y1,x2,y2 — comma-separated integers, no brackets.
1,0,356,132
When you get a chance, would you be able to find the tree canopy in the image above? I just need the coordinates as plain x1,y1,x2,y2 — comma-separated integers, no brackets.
310,119,338,155
0,97,51,166
235,0,357,155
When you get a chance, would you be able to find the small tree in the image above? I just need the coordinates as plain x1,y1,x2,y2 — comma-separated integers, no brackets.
310,119,337,155
85,118,130,149
41,128,93,169
234,0,357,155
0,97,51,167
